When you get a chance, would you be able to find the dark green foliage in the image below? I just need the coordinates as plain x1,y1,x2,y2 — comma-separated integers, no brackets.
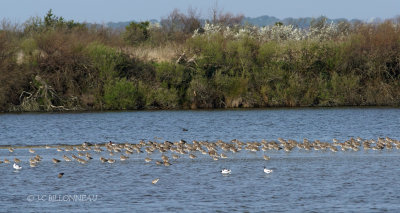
44,9,83,30
103,78,144,110
123,21,150,45
24,9,85,34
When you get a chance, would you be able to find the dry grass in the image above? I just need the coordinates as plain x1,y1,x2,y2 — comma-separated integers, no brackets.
122,42,184,63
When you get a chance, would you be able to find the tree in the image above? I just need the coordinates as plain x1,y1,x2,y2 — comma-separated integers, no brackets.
210,3,244,26
160,8,201,40
43,9,84,31
123,21,150,45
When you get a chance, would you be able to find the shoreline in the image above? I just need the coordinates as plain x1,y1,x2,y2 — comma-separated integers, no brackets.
1,105,399,114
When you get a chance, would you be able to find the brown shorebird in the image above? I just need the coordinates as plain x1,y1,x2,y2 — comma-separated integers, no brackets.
100,157,108,163
63,155,72,162
52,158,61,163
120,155,129,161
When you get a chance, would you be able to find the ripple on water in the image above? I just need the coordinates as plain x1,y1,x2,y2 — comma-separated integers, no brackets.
0,109,400,211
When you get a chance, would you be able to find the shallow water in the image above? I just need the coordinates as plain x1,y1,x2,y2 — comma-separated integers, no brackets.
0,108,400,212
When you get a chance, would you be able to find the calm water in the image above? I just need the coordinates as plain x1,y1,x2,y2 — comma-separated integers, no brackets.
0,108,400,212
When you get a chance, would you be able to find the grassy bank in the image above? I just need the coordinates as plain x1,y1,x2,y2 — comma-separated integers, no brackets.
0,11,399,112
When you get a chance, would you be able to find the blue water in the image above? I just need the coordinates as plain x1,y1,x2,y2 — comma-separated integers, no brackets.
0,108,399,212
1,108,399,146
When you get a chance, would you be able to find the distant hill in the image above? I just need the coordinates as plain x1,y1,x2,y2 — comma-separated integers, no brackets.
243,15,280,26
105,15,362,29
106,19,159,29
243,15,362,28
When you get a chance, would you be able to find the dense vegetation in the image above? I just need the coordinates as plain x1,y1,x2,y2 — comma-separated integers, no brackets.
0,10,399,112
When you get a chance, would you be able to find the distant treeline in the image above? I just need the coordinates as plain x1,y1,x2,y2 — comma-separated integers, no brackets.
0,9,399,112
107,15,360,30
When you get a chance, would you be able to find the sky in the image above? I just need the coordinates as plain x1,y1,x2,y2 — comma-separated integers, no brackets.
1,0,399,23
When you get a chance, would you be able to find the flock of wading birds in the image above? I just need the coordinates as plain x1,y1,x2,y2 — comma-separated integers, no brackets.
2,136,399,182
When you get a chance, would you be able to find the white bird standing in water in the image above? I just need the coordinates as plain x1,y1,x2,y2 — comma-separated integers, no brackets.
13,163,22,170
221,168,231,174
264,167,273,174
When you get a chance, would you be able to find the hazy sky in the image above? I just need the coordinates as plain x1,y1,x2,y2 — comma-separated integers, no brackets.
1,0,399,23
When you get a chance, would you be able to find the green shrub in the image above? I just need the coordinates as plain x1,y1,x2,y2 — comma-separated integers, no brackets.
86,42,121,80
123,21,150,45
187,76,216,108
155,62,184,88
103,78,143,109
187,34,226,78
